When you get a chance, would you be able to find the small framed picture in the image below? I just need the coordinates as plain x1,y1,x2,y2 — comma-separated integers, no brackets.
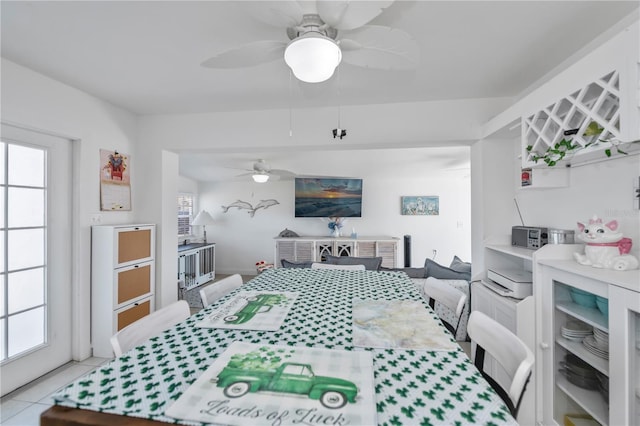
521,168,532,187
401,196,439,215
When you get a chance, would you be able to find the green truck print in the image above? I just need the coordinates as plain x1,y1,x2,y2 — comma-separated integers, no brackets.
214,361,359,409
223,294,288,324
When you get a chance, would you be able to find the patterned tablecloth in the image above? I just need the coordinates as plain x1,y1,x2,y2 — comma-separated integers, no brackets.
52,268,517,425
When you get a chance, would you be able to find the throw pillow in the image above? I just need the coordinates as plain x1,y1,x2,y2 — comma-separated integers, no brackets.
280,259,313,269
449,256,472,274
424,258,471,281
324,255,382,271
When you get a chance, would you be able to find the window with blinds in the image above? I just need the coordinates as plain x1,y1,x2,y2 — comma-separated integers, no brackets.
177,193,194,236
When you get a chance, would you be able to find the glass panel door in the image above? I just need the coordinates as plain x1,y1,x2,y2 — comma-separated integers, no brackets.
1,143,46,359
609,284,640,425
0,124,72,396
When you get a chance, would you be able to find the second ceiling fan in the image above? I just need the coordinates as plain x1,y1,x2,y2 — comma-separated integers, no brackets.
236,159,297,183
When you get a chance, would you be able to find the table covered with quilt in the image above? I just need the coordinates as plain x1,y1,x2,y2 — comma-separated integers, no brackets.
43,268,516,426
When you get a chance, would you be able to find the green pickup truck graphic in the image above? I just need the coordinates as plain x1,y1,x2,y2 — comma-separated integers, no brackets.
223,294,288,324
215,361,358,409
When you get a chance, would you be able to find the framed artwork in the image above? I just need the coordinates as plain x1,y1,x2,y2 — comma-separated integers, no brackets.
401,196,439,215
100,149,131,211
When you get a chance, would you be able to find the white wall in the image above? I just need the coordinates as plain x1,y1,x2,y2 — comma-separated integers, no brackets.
178,175,199,194
515,153,640,249
1,59,140,360
470,137,519,278
472,135,640,280
198,166,471,275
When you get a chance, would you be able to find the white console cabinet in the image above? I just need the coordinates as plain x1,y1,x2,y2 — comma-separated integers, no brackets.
274,236,399,268
91,224,156,358
534,244,640,425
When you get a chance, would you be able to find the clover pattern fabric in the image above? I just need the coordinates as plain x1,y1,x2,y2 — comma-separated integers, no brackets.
52,268,516,426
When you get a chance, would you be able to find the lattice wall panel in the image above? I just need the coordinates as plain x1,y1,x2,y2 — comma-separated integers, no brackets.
523,70,621,166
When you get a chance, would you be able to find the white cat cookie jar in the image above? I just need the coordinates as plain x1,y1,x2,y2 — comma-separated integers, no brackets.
574,216,639,271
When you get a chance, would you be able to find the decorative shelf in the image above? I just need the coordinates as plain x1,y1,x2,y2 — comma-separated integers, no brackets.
522,70,621,168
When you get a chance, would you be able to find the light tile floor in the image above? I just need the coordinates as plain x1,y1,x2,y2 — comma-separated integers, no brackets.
0,274,256,425
0,357,111,426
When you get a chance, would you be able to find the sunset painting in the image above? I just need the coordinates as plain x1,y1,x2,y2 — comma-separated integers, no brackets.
294,178,363,217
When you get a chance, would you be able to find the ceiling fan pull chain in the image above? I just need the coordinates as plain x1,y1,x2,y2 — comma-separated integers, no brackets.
289,69,293,137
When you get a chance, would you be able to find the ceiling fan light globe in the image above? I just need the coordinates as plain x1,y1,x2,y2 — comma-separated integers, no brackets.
284,33,342,83
252,174,269,183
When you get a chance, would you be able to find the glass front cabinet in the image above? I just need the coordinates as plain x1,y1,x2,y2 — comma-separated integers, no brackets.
534,244,640,425
609,284,640,425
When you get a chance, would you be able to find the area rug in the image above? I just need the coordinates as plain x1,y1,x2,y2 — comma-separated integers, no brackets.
180,275,256,310
180,285,207,309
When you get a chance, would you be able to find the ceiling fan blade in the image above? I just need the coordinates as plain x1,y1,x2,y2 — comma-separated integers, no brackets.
201,41,286,69
317,0,395,31
269,168,297,178
235,171,254,177
239,1,304,28
340,25,419,70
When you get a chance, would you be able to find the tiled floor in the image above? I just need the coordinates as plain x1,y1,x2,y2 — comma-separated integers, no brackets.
0,275,255,425
0,356,111,425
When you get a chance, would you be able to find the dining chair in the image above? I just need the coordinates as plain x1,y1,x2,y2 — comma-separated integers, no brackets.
310,263,366,271
199,274,243,307
110,300,191,357
422,277,467,336
467,310,535,418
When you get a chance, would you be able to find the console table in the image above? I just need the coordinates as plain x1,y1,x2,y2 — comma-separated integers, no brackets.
274,236,399,268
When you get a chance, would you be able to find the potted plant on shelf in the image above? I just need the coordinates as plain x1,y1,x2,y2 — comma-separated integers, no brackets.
527,121,640,166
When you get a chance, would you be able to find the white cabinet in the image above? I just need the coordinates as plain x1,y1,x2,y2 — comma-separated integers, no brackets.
274,236,399,268
522,70,622,168
178,243,215,291
535,244,640,425
473,243,535,425
91,224,156,358
521,20,639,169
609,284,640,426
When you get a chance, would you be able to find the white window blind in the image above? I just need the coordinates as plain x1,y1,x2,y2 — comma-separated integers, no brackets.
177,193,194,236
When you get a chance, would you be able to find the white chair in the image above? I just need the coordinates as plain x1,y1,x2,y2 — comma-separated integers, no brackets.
110,300,190,357
466,310,535,418
311,263,366,271
199,274,243,307
422,277,467,336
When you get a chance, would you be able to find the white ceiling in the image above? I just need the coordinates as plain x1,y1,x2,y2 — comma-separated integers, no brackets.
2,1,637,181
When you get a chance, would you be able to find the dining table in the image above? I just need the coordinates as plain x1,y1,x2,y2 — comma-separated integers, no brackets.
41,268,517,425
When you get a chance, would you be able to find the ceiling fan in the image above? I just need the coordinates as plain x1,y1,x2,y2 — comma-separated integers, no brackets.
235,159,297,183
201,0,419,83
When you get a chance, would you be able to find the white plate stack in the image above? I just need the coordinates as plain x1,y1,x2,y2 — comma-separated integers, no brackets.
583,328,609,359
561,320,593,342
